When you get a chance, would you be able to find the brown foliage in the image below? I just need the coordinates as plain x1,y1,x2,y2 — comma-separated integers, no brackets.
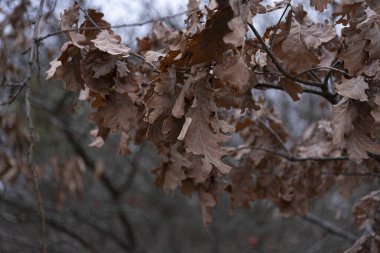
3,0,380,251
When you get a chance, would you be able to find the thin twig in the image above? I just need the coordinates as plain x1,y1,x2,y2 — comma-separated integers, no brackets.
295,66,352,78
257,118,290,156
25,0,47,252
0,79,28,106
130,51,160,73
37,10,190,42
248,23,326,89
254,83,337,104
269,1,291,46
78,5,101,30
302,213,358,242
234,146,348,162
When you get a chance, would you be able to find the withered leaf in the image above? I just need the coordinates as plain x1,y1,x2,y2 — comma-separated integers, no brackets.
371,95,380,123
199,189,217,226
331,97,357,144
359,9,380,61
94,92,138,133
339,29,367,74
310,0,333,12
279,78,303,101
347,131,380,160
335,76,369,101
213,55,251,92
91,30,130,56
46,42,84,91
273,14,319,73
184,82,233,176
223,16,246,47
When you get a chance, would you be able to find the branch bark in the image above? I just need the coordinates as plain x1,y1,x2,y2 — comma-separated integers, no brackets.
302,213,358,243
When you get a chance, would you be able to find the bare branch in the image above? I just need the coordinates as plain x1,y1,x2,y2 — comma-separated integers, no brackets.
295,66,352,78
37,10,190,42
254,83,337,104
257,118,290,156
248,23,328,89
302,213,358,242
25,0,47,252
234,146,349,162
269,1,291,46
78,5,101,30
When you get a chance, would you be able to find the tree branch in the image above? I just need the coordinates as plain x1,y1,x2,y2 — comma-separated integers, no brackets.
269,1,291,46
37,10,190,42
302,213,358,242
254,83,337,104
24,1,47,252
248,23,326,89
234,146,348,162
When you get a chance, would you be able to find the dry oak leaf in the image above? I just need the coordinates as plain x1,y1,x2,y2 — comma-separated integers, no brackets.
91,30,130,57
272,14,319,73
353,190,380,229
228,166,256,209
144,70,177,124
339,29,368,75
60,4,87,48
359,9,380,61
79,9,111,41
335,76,369,101
182,3,234,65
213,55,251,92
81,51,115,93
279,78,303,101
223,16,246,47
199,189,217,226
184,83,233,177
301,21,336,50
310,0,333,12
371,95,380,123
46,42,84,92
94,92,138,133
331,97,357,144
346,131,380,160
160,142,191,193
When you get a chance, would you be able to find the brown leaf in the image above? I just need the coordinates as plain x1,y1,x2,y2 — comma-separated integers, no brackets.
223,16,246,47
339,29,368,74
213,55,251,92
273,14,319,73
335,76,369,101
79,9,111,41
162,142,191,192
347,131,380,159
81,50,115,93
91,30,130,56
60,4,87,47
46,42,84,91
371,95,380,123
182,4,234,65
184,82,233,176
310,0,333,12
118,132,131,155
199,189,217,226
92,92,138,133
301,21,336,49
228,166,256,209
144,70,177,124
353,190,380,229
279,78,303,101
358,9,380,61
331,98,357,144
60,4,80,31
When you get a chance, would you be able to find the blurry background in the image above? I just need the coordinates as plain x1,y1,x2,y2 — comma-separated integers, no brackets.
0,0,373,252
